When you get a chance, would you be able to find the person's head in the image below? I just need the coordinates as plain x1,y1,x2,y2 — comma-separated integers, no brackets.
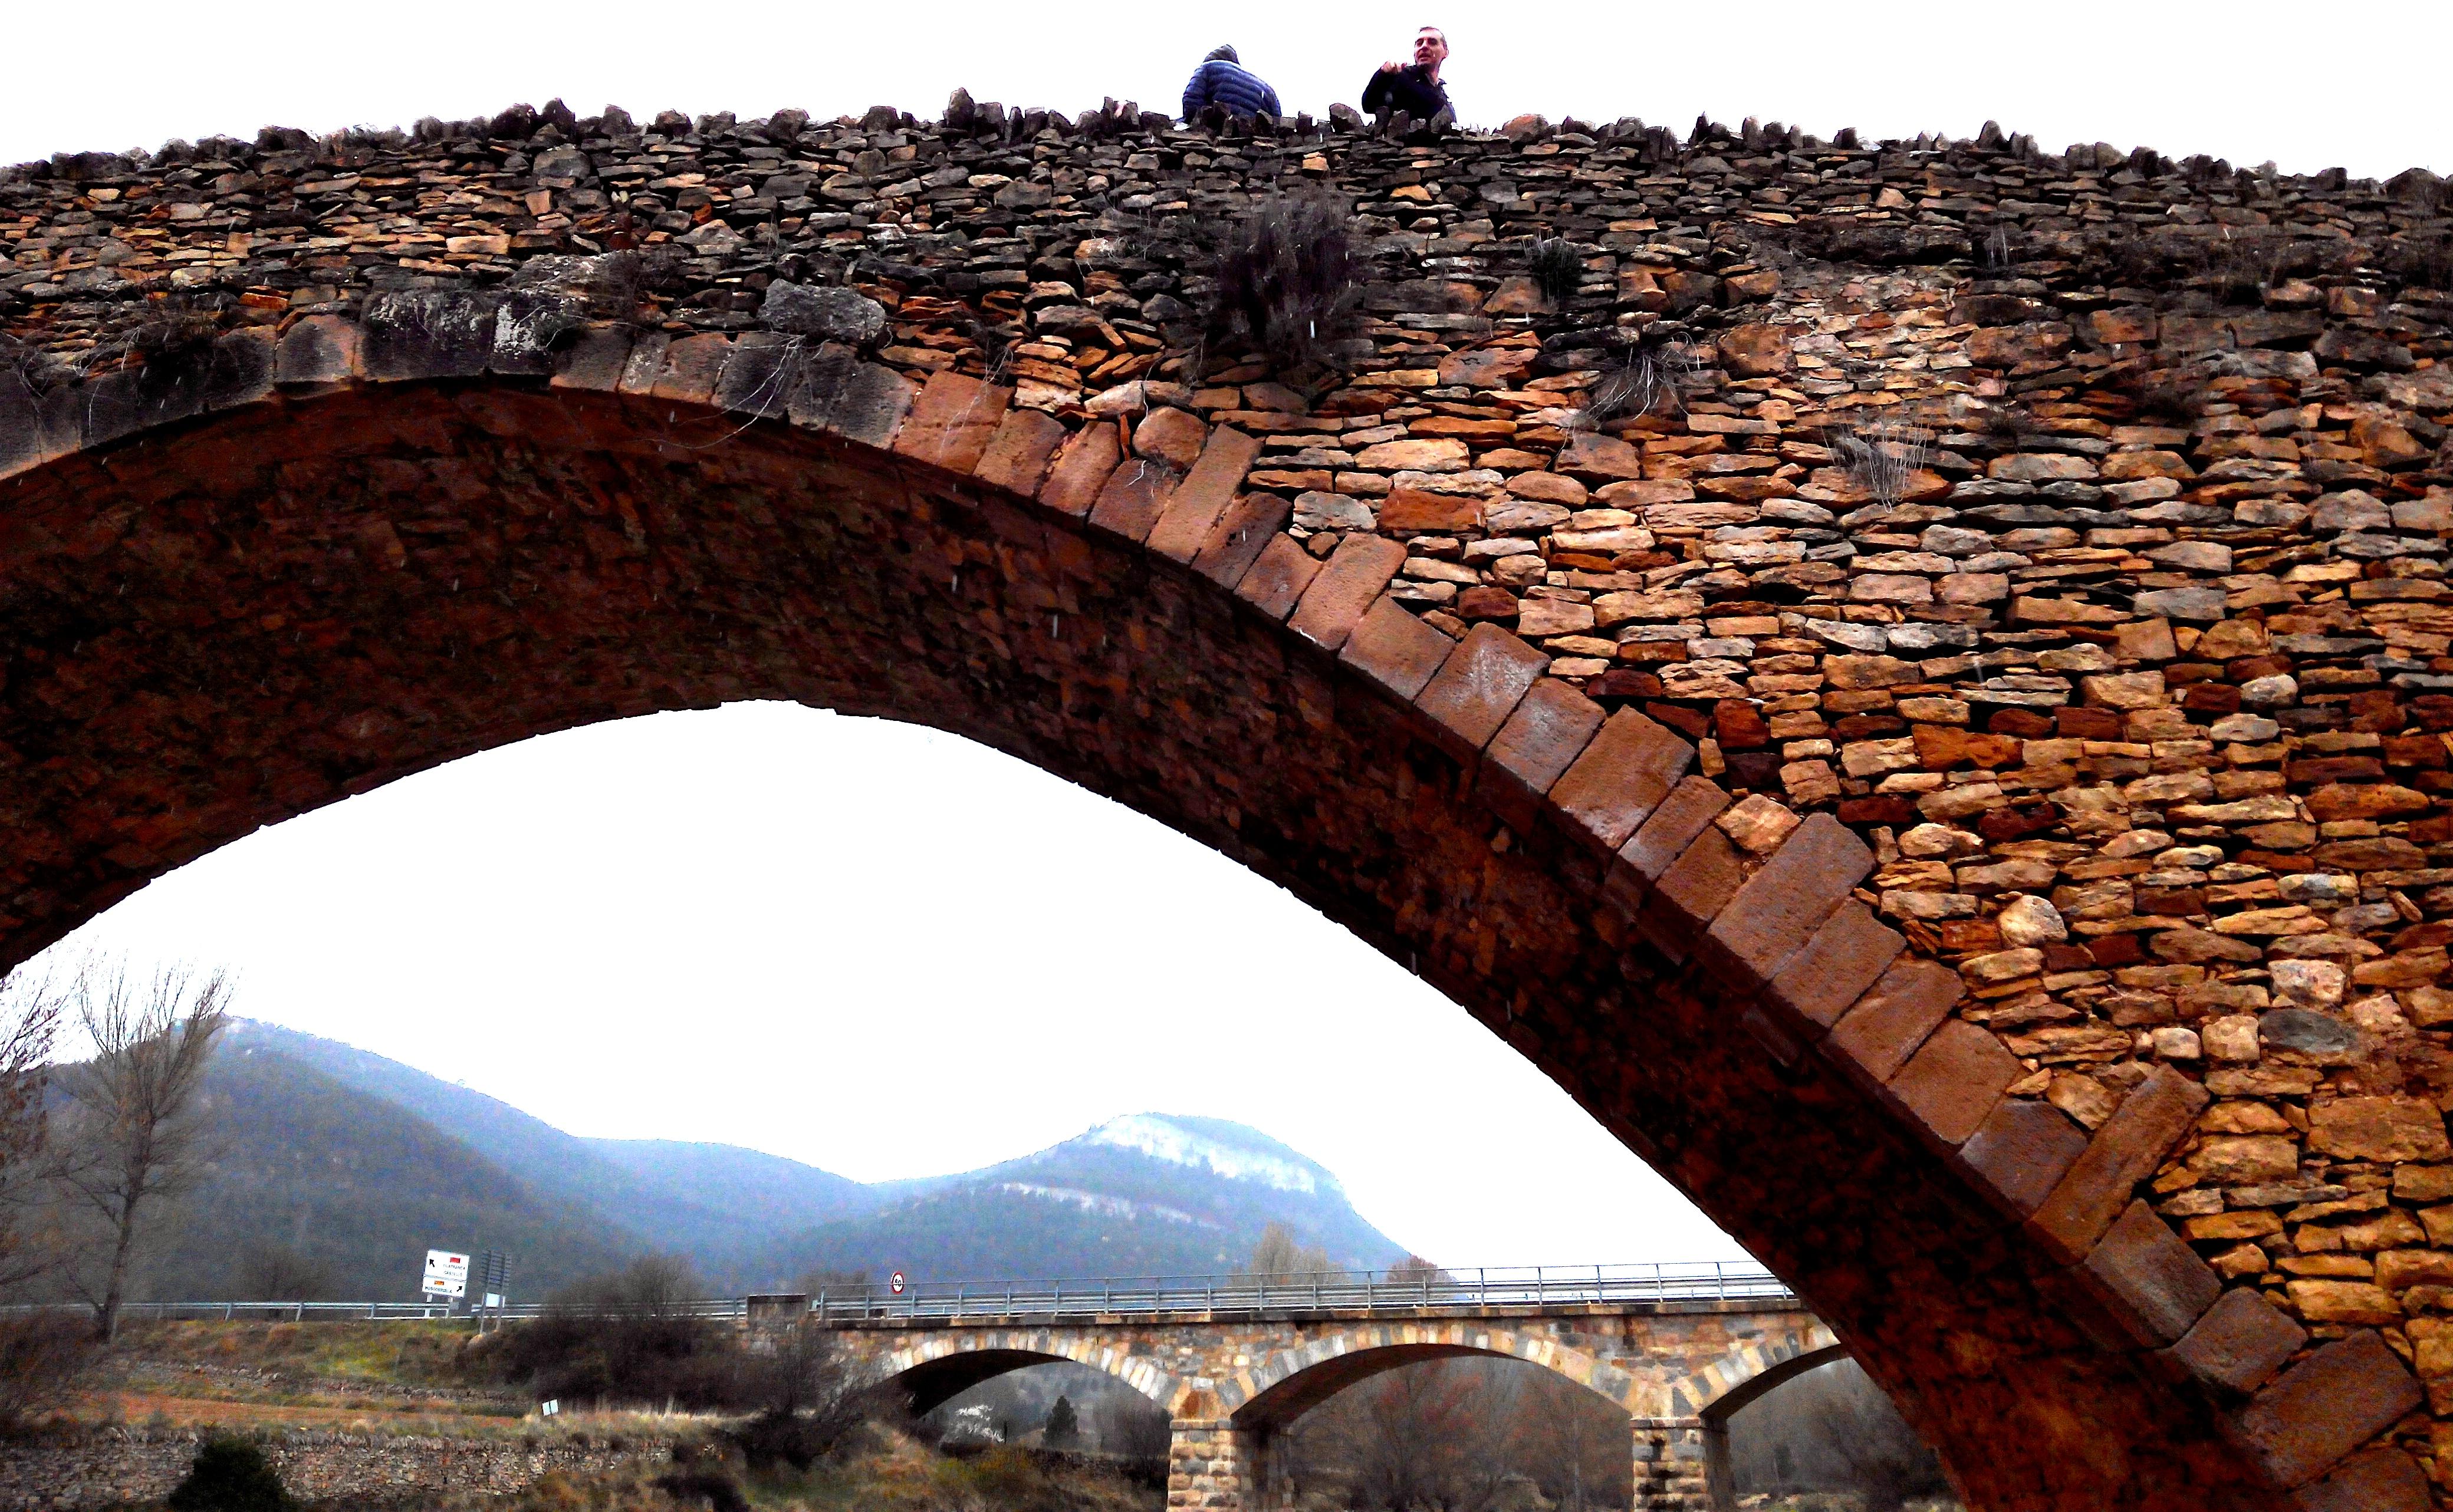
1207,44,1239,64
1412,27,1448,74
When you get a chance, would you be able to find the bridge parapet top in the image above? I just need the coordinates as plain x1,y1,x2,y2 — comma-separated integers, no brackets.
787,1261,1797,1326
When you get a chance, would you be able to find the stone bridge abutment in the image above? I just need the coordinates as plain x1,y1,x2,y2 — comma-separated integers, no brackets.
8,98,2453,1510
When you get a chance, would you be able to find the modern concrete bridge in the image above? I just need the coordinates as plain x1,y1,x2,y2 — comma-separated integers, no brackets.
766,1263,1831,1511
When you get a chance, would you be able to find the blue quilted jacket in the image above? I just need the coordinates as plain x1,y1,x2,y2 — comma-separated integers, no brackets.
1181,60,1283,121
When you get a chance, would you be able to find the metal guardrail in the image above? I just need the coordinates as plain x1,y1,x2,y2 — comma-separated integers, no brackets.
803,1261,1794,1323
2,1262,1796,1327
0,1297,740,1323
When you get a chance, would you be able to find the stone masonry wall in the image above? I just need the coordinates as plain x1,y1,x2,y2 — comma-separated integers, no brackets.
10,95,2453,1510
0,1425,663,1510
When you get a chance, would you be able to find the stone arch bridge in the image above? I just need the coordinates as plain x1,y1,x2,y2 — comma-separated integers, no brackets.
8,93,2453,1511
767,1270,1832,1511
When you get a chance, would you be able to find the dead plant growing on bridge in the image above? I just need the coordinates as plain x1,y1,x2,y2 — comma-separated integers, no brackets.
1197,190,1364,378
1525,238,1585,305
1828,420,1935,509
1586,329,1701,423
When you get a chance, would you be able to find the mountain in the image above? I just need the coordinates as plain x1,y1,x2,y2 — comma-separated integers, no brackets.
589,1138,881,1239
96,1022,1412,1300
220,1021,882,1261
738,1114,1409,1287
137,1041,629,1300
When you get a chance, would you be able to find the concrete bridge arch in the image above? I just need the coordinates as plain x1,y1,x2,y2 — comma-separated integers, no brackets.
7,103,2451,1511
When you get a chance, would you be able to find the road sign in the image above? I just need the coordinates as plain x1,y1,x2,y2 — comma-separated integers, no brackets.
422,1249,469,1298
890,1271,906,1294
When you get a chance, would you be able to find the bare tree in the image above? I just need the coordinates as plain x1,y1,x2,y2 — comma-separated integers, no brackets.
236,1241,335,1302
1282,1357,1631,1512
1089,1392,1173,1462
0,969,91,1426
1291,1359,1512,1512
51,963,230,1339
0,967,66,1293
1237,1221,1331,1284
1798,1360,1948,1512
1727,1359,1948,1512
730,1317,878,1470
1508,1370,1627,1512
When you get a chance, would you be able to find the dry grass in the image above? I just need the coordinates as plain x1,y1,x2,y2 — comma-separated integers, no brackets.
111,1318,484,1389
1196,190,1364,377
1586,332,1701,422
1525,238,1584,304
1826,420,1935,508
430,1427,1162,1512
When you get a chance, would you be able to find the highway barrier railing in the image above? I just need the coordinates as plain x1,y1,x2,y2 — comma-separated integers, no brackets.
0,1261,1798,1326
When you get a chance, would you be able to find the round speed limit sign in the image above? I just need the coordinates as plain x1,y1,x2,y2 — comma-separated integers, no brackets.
890,1271,906,1294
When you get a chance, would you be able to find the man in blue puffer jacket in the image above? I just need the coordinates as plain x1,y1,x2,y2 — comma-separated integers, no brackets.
1181,45,1283,123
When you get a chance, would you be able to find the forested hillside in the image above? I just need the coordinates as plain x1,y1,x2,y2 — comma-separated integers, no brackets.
85,1024,1409,1300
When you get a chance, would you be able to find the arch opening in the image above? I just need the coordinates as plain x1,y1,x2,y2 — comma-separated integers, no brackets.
1705,1349,1954,1512
921,1358,1176,1461
1230,1342,1610,1434
1259,1352,1640,1512
884,1348,1158,1419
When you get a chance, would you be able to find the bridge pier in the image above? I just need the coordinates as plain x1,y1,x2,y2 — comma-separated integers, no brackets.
1166,1415,1259,1511
1632,1418,1711,1512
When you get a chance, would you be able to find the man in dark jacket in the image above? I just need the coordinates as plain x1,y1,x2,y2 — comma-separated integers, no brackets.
1362,26,1452,123
1181,45,1283,122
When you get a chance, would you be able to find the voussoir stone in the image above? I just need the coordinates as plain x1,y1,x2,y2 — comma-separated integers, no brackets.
760,281,889,345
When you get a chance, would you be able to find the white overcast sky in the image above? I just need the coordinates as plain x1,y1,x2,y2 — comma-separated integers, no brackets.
10,2,2448,1273
6,2,2449,177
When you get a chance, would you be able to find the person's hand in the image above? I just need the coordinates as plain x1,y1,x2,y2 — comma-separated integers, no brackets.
1378,60,1402,74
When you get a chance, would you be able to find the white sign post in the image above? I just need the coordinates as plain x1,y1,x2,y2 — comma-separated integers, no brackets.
422,1249,470,1302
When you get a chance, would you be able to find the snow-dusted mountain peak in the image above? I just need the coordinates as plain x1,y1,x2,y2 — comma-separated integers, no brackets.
1086,1114,1334,1195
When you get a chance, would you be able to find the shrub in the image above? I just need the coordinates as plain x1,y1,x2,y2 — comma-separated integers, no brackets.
724,1320,875,1471
0,1313,98,1434
166,1435,291,1512
1199,191,1363,375
485,1257,738,1412
656,1443,750,1512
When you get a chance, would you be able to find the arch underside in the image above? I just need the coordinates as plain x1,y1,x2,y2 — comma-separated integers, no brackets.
1224,1319,1842,1429
884,1349,1125,1418
0,382,2293,1509
1700,1340,1853,1425
874,1323,1828,1434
